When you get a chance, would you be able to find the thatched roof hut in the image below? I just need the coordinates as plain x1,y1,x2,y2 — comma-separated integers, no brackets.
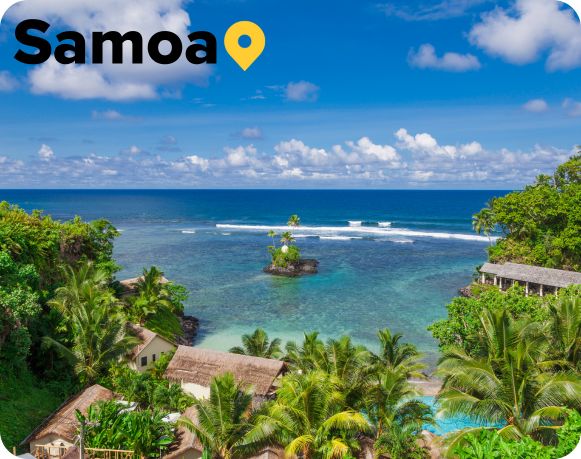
164,406,203,459
165,346,286,397
118,275,170,295
480,262,581,288
22,384,115,448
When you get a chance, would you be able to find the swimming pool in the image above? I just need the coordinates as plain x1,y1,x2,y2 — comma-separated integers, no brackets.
420,396,496,435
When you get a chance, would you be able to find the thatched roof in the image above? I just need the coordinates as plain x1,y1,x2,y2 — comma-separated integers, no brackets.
165,346,286,396
480,262,581,288
22,385,115,445
127,323,175,358
164,406,203,459
118,275,169,295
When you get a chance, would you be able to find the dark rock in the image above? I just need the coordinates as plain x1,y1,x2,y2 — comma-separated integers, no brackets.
458,285,473,298
176,314,199,346
263,259,319,277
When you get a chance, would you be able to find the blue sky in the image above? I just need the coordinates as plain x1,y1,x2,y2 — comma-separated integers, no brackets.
0,0,580,188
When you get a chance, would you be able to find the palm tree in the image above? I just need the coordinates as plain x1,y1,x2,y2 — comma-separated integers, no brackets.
548,294,581,371
49,261,114,317
436,309,581,446
267,230,277,247
229,328,283,359
284,331,326,373
472,208,495,245
179,373,264,459
287,214,301,227
365,369,433,458
45,291,138,384
372,328,426,379
280,231,295,246
130,266,183,340
255,371,370,459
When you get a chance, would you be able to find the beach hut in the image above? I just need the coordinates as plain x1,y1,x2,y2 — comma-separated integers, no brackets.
22,385,115,456
118,275,170,296
127,324,176,372
164,346,286,401
479,262,581,296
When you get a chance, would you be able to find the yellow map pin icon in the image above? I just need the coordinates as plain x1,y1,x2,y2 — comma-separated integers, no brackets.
224,21,265,71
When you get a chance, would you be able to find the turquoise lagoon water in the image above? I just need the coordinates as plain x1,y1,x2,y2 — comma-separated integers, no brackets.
0,189,503,365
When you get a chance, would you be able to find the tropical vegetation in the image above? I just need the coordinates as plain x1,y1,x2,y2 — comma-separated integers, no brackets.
267,215,303,268
0,202,188,451
473,154,581,270
229,328,282,358
79,400,176,458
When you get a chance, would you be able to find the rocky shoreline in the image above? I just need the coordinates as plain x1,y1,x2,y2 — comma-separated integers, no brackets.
176,314,199,346
263,259,319,277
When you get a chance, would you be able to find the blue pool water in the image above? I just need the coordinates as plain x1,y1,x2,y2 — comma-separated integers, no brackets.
0,189,504,365
420,396,494,434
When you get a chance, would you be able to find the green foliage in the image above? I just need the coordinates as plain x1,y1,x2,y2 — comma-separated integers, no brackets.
473,155,581,270
451,410,581,459
269,245,301,268
229,328,282,358
436,308,581,445
80,400,175,458
126,266,186,341
256,371,371,459
44,262,139,384
366,369,433,459
0,251,41,370
0,370,64,452
451,430,552,459
429,284,551,354
552,409,581,458
103,364,193,413
373,328,426,379
0,202,119,287
178,373,265,459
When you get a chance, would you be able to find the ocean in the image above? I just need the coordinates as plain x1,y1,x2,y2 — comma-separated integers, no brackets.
0,189,504,364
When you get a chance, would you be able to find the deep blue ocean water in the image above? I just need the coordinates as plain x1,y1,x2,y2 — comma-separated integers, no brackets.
0,189,504,364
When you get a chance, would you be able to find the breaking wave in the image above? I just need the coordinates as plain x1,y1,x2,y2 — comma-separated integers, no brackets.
215,224,493,242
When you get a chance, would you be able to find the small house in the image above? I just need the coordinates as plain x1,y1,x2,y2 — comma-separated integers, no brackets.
127,324,176,372
22,385,114,456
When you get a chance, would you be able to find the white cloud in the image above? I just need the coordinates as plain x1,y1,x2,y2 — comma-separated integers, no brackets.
29,59,157,101
563,98,581,117
38,144,55,161
285,81,320,102
9,0,212,101
395,128,482,159
184,155,210,171
1,129,573,187
92,109,132,121
469,0,581,71
408,44,481,72
0,71,18,92
523,99,549,113
241,127,263,139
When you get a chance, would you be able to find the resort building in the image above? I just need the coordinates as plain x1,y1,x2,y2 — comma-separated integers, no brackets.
164,345,287,401
127,324,176,372
479,262,581,296
22,384,115,456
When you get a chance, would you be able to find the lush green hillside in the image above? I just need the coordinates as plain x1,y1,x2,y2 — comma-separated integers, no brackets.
473,153,581,270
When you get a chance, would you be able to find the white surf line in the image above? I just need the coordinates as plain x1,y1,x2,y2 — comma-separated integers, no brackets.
215,224,495,242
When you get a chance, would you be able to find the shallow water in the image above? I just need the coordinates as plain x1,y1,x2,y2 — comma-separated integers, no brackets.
1,189,502,365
